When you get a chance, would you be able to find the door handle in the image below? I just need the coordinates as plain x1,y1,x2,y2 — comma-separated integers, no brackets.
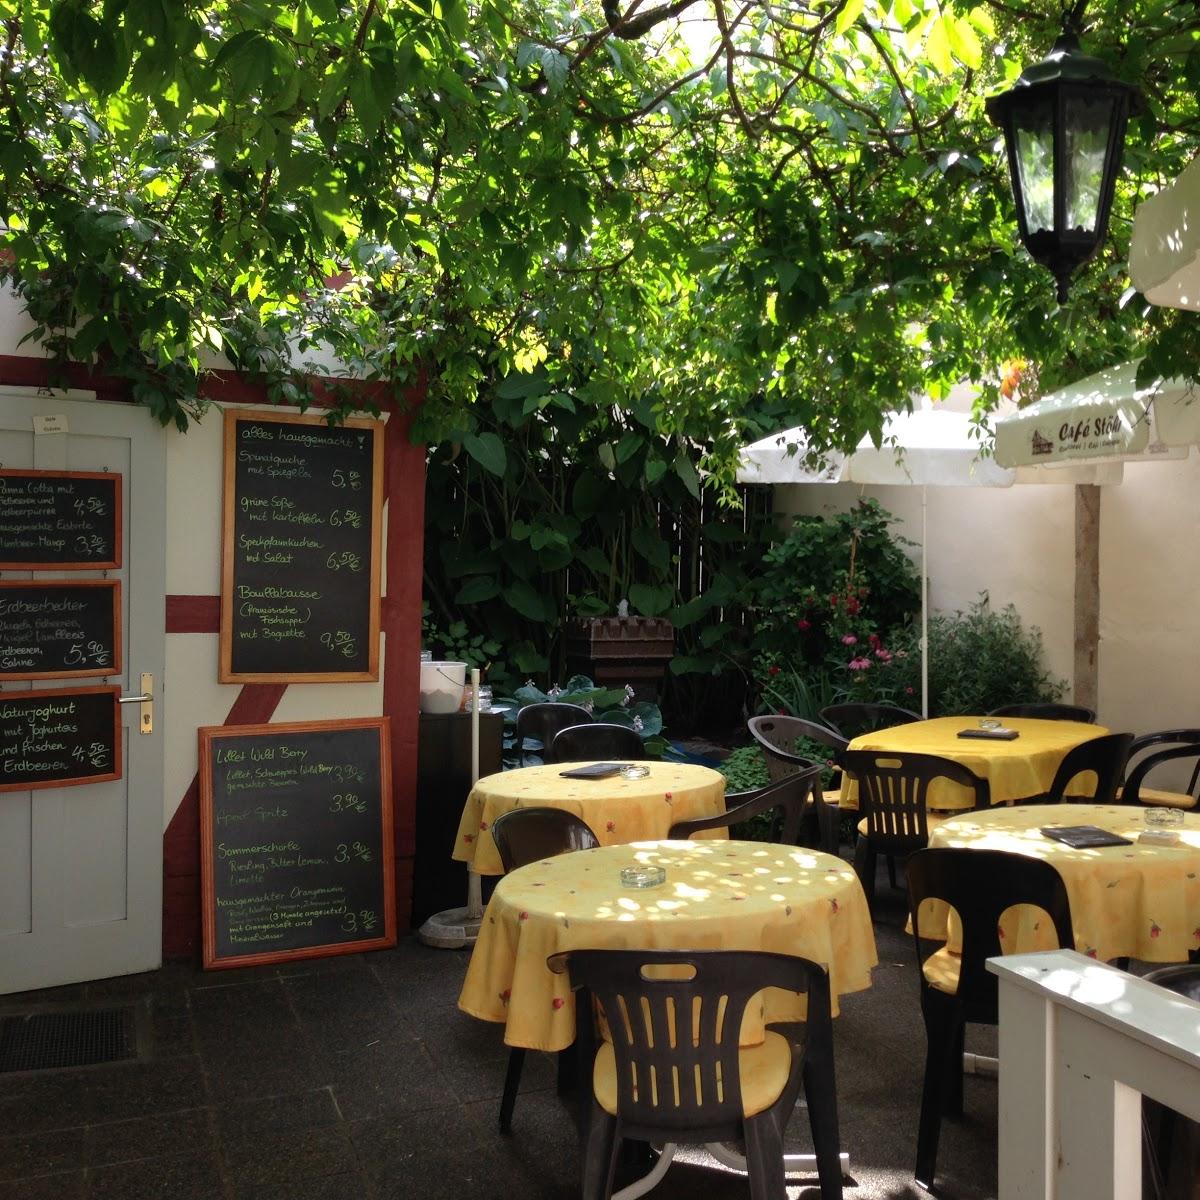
117,672,154,734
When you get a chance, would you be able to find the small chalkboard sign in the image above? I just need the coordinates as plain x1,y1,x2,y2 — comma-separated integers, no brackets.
220,409,383,683
0,686,122,793
0,469,122,569
199,717,396,969
0,581,121,680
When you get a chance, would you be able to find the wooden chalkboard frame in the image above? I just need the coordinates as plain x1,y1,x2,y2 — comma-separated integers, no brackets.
0,469,123,570
0,685,122,793
0,579,123,680
219,409,385,683
198,716,396,969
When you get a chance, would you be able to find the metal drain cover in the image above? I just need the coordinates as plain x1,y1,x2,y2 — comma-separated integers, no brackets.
0,1007,138,1073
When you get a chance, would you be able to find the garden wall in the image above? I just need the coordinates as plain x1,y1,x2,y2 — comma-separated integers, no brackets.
775,449,1200,736
0,290,426,960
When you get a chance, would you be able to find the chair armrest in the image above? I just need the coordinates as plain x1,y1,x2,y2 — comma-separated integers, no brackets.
1123,743,1200,805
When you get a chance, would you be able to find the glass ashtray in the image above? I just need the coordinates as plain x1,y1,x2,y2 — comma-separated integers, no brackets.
619,764,650,780
620,865,666,888
1145,806,1185,829
978,719,1003,731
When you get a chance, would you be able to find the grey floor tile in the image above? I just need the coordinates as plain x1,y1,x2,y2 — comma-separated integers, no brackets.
0,1126,86,1182
84,1108,214,1168
213,1088,342,1138
0,1168,86,1199
87,1150,225,1200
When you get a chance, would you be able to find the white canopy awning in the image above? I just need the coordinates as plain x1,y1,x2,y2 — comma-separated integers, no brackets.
993,361,1196,468
1130,155,1200,311
738,404,1120,487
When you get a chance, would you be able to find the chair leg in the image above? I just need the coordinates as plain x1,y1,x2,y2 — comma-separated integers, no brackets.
915,1004,962,1189
744,1112,786,1200
498,1047,525,1134
581,1103,621,1200
803,1029,844,1198
945,1020,965,1117
852,837,876,907
817,801,840,856
886,855,898,889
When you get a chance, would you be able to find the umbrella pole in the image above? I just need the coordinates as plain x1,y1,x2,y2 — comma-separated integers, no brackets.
921,486,929,719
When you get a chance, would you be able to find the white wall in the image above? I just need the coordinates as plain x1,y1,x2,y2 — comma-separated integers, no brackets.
773,455,1200,733
775,480,1079,697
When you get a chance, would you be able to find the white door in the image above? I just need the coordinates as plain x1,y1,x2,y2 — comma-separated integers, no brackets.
0,390,166,992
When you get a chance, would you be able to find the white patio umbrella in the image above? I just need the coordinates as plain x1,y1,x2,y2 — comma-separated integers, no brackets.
993,360,1198,468
738,403,1119,717
1129,155,1200,312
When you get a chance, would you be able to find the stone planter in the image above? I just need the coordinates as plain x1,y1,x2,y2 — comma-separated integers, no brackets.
567,617,674,700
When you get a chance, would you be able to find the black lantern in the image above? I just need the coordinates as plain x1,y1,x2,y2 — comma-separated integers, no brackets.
985,34,1144,302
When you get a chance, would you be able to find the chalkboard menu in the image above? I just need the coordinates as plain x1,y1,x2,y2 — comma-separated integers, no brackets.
0,686,122,793
220,409,383,683
0,469,122,569
199,717,395,968
0,581,121,680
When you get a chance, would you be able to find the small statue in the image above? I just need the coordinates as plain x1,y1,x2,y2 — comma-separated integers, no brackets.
617,598,630,618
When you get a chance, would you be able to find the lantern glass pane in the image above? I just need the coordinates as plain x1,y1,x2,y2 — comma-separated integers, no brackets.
1013,96,1055,233
1064,93,1117,233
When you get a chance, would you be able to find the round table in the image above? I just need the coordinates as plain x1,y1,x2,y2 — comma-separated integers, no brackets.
839,716,1110,812
458,840,877,1050
924,803,1200,962
452,761,727,875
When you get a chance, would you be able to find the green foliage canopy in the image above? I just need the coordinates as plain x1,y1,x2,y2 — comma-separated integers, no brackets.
2,0,1199,469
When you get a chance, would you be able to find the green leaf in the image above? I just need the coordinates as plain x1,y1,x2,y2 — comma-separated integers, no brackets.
834,0,863,36
925,17,954,75
503,579,550,621
454,576,500,604
631,525,669,572
462,432,507,476
628,582,673,616
674,452,700,500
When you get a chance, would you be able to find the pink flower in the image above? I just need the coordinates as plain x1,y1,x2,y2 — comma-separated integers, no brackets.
848,657,872,671
841,634,857,646
796,618,811,632
874,647,892,662
846,597,861,615
905,686,914,694
768,665,781,676
868,632,880,645
828,594,839,607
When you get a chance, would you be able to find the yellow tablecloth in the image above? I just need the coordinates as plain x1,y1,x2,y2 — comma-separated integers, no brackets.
923,804,1200,963
453,762,727,875
839,716,1109,812
459,840,877,1051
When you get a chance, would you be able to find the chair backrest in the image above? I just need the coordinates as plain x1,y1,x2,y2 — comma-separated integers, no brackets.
668,763,823,845
1143,964,1200,1003
989,702,1097,723
747,715,847,784
1124,730,1200,805
1048,732,1134,803
549,722,646,764
907,848,1073,1020
513,702,593,765
549,948,828,1133
819,703,922,740
841,750,990,853
489,807,600,872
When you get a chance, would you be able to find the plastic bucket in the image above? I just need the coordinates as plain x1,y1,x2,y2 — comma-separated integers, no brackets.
419,660,467,714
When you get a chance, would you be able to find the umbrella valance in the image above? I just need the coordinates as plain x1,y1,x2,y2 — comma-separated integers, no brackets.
993,361,1194,468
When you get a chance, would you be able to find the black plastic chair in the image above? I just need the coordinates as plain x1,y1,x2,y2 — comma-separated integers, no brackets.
1121,730,1200,810
668,763,827,849
906,848,1074,1190
514,702,593,766
819,702,922,740
747,715,845,853
1044,732,1134,804
841,750,990,906
549,722,646,764
549,948,843,1200
489,807,601,1134
988,701,1097,723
